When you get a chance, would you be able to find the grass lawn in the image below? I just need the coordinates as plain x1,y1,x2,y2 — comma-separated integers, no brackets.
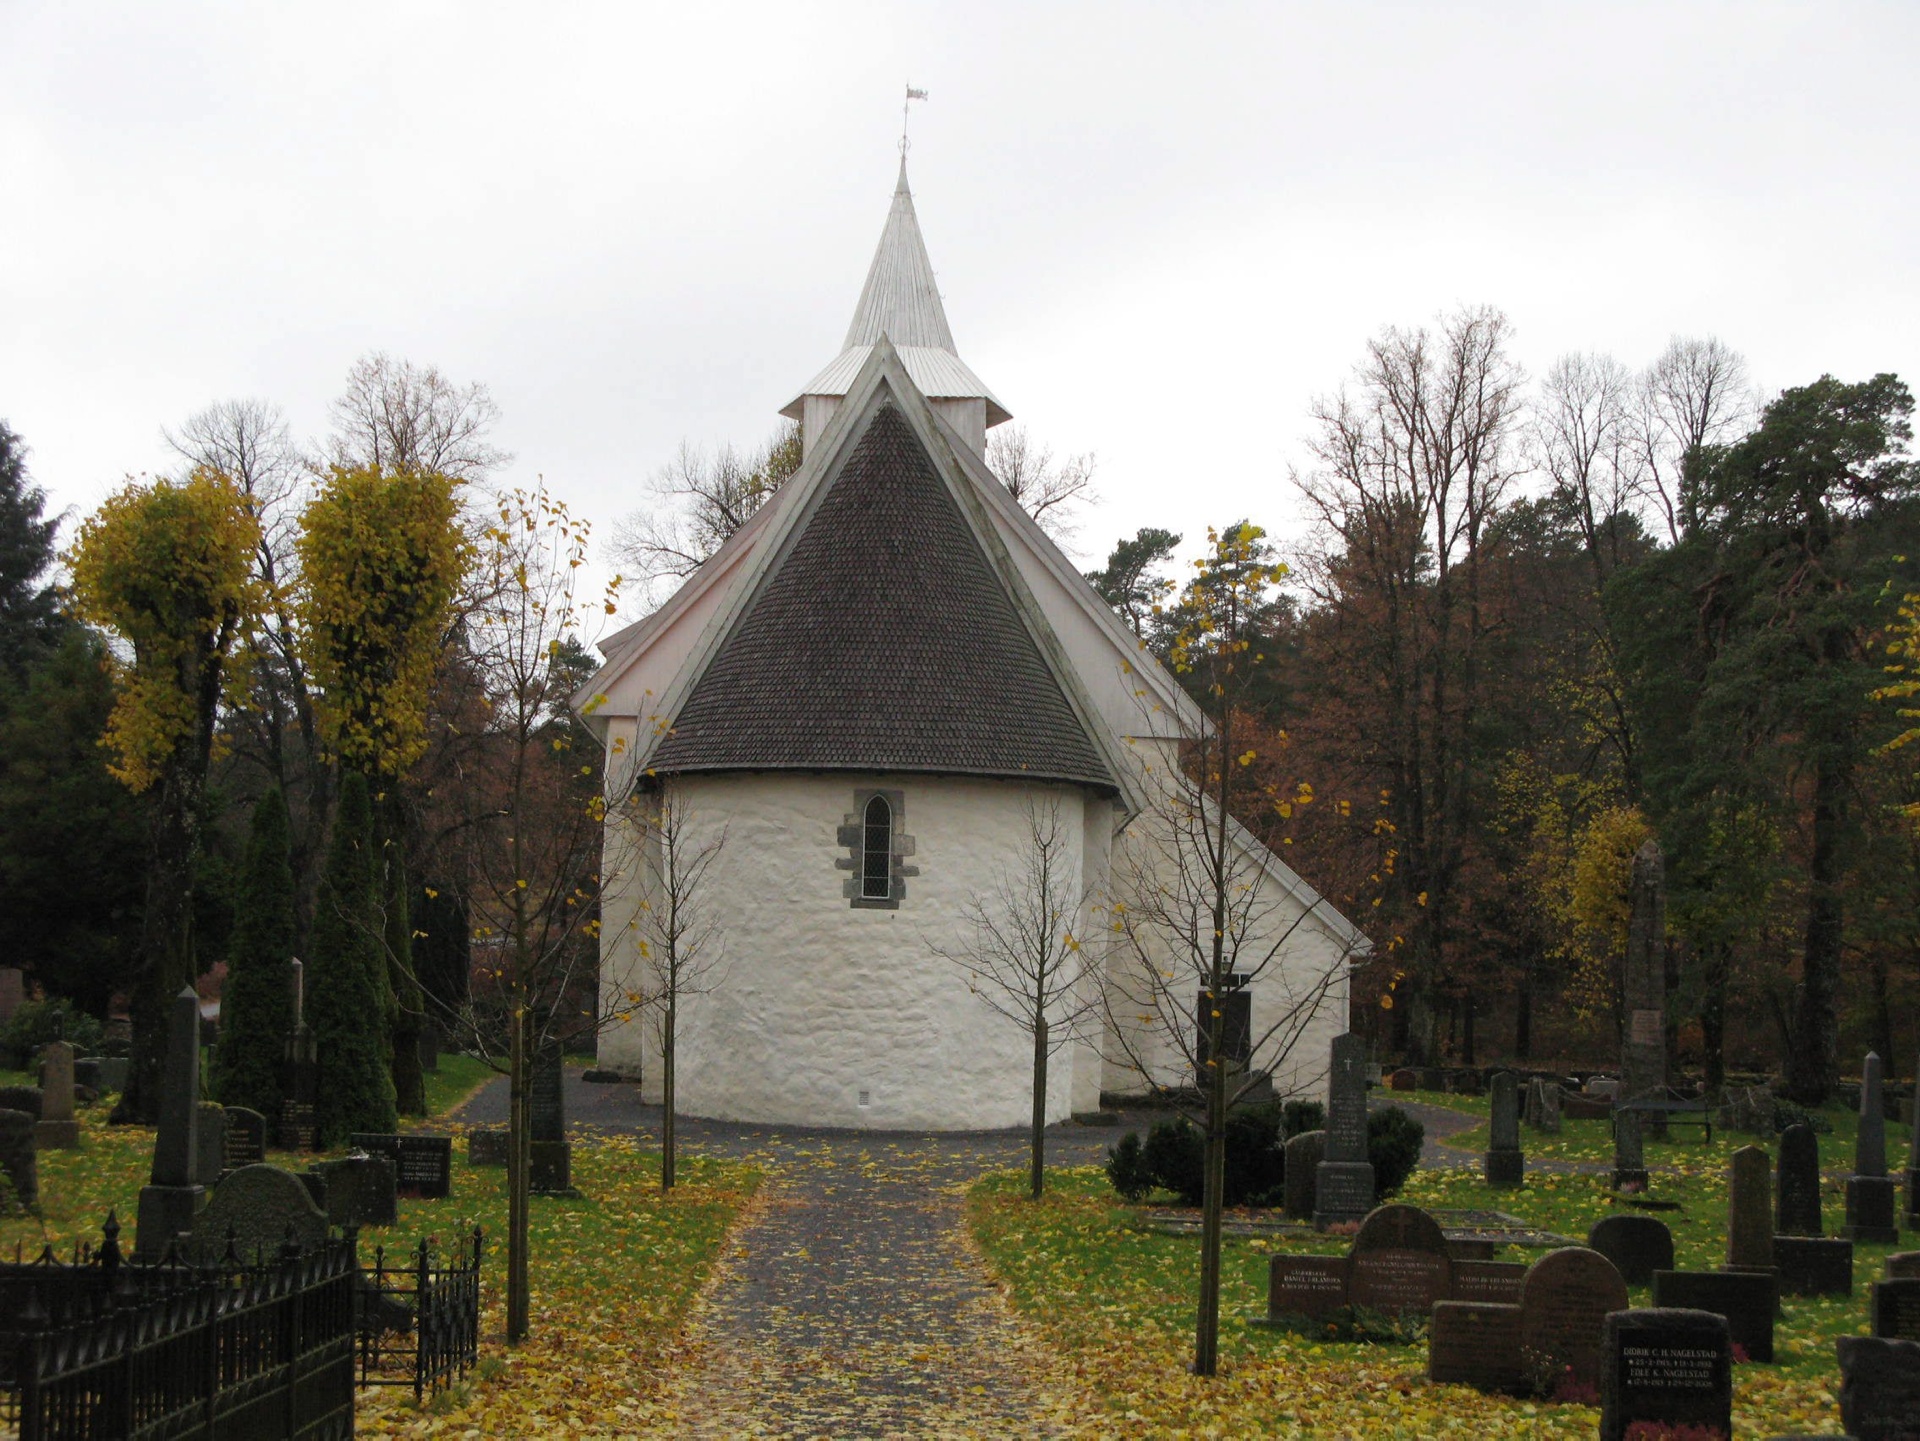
418,1053,497,1121
5,1073,759,1437
969,1101,1912,1440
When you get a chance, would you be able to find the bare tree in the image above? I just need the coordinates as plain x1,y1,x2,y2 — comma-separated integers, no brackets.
1632,336,1754,543
611,424,801,605
987,423,1097,542
1534,352,1643,582
327,351,511,481
622,784,728,1191
926,792,1097,1199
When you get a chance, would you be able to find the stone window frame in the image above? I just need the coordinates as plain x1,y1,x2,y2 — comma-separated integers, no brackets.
836,788,918,909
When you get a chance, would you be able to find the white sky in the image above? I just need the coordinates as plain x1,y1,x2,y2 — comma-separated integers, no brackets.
4,2,1916,617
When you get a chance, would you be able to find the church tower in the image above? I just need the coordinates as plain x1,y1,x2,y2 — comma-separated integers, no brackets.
782,160,1009,457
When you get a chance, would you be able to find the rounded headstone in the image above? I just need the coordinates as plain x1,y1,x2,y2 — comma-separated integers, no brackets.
190,1163,329,1259
1587,1213,1675,1286
1519,1246,1630,1393
1776,1123,1823,1237
1347,1203,1452,1315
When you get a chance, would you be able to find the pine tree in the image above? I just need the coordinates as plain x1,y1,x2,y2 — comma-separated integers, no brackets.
210,789,297,1116
0,420,61,681
306,771,396,1143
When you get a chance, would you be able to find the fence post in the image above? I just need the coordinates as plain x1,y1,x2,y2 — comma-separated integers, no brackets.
413,1238,431,1403
15,1291,44,1441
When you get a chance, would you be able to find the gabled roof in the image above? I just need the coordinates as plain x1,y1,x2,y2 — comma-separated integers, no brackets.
781,160,1010,427
648,396,1113,789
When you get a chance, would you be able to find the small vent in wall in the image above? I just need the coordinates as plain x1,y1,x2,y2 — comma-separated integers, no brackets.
858,1090,871,1108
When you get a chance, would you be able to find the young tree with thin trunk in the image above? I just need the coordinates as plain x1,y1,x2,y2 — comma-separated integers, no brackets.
927,791,1094,1200
1105,523,1366,1378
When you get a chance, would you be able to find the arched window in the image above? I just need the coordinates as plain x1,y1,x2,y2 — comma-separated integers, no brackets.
861,794,892,900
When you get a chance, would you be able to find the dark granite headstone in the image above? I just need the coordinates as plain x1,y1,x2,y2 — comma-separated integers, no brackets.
223,1108,267,1172
0,1109,37,1210
34,1042,77,1149
1601,1307,1733,1441
529,1140,574,1196
1588,1214,1674,1286
0,1085,43,1120
1850,1051,1902,1244
1314,1034,1374,1227
468,1128,510,1167
1518,1246,1630,1393
1346,1204,1451,1315
1652,1269,1775,1362
1452,1259,1528,1303
1837,1334,1920,1441
1775,1235,1853,1297
136,987,205,1257
531,1037,566,1144
1485,1072,1523,1189
1872,1277,1920,1341
74,1057,100,1091
1777,1123,1823,1236
1283,1130,1322,1220
1429,1301,1524,1393
1389,1067,1417,1092
1889,1252,1920,1280
1614,1107,1649,1192
194,1102,227,1188
190,1164,329,1259
350,1133,453,1199
1726,1144,1774,1271
308,1153,397,1228
1267,1253,1348,1321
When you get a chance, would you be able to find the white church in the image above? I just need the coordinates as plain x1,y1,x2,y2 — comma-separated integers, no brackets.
576,158,1362,1130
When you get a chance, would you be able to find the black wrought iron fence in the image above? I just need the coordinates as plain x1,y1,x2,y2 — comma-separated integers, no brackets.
355,1228,483,1402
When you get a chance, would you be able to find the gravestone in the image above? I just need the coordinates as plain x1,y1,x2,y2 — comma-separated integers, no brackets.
308,1152,397,1228
34,1041,78,1149
95,1057,128,1093
1906,1051,1920,1233
1775,1236,1853,1297
190,1163,329,1259
1849,1052,1902,1244
74,1058,100,1091
1891,1252,1920,1280
1283,1130,1323,1220
0,1109,37,1209
1872,1277,1920,1341
1600,1307,1733,1441
1777,1123,1823,1236
1588,1214,1675,1287
1614,1107,1649,1192
1346,1204,1452,1316
1621,840,1668,1122
1451,1259,1528,1303
351,1132,453,1199
0,1085,43,1119
223,1108,267,1172
1533,1081,1562,1136
1837,1334,1920,1441
530,1034,574,1195
1314,1034,1375,1227
1652,1269,1776,1361
1518,1246,1630,1393
1586,1078,1621,1100
1388,1068,1416,1092
195,1102,227,1187
1267,1254,1348,1321
1485,1072,1523,1189
136,987,205,1257
1726,1144,1774,1272
277,959,318,1152
1429,1301,1525,1393
530,1141,574,1196
468,1128,510,1167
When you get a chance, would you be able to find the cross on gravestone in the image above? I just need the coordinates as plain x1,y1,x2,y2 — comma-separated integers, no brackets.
1600,1308,1733,1441
1849,1052,1901,1245
1485,1072,1523,1189
136,988,206,1257
1726,1144,1775,1272
1518,1246,1630,1394
1777,1123,1823,1236
33,1042,78,1149
1837,1335,1920,1441
1588,1214,1675,1287
350,1133,453,1199
1346,1204,1452,1316
1282,1130,1323,1221
188,1164,329,1260
1314,1034,1374,1228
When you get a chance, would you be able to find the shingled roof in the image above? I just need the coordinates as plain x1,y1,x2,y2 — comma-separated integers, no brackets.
648,402,1114,789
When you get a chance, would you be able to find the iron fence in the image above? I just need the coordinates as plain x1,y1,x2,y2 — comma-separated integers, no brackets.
354,1228,484,1402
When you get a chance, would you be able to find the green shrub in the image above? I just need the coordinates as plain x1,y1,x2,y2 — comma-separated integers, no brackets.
1281,1098,1325,1139
211,788,296,1118
1,997,105,1066
1770,1099,1834,1135
1105,1131,1152,1202
1140,1116,1205,1205
1368,1105,1424,1197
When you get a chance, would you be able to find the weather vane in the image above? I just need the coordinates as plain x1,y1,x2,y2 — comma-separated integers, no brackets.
901,84,928,158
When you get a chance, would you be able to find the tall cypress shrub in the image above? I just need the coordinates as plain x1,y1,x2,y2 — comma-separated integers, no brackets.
211,789,296,1115
306,771,395,1143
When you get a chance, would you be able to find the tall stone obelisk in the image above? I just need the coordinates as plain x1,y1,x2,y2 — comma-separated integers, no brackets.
1622,839,1667,1119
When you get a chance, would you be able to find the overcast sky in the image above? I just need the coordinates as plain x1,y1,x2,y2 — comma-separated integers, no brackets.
4,2,1916,618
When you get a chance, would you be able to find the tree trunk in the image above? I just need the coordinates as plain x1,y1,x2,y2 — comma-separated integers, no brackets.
1029,1016,1048,1201
1700,941,1728,1098
507,1005,531,1344
1461,989,1476,1067
1193,989,1227,1376
1515,973,1533,1061
116,772,200,1125
662,989,677,1192
1869,953,1895,1071
1786,757,1846,1104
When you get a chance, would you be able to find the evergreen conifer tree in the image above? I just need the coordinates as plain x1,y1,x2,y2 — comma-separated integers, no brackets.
306,771,396,1143
211,789,297,1116
0,420,61,681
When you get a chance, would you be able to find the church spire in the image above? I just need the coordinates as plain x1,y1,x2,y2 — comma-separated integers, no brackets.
783,156,1008,456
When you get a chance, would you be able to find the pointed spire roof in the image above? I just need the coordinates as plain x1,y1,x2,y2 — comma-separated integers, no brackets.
783,159,1009,428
